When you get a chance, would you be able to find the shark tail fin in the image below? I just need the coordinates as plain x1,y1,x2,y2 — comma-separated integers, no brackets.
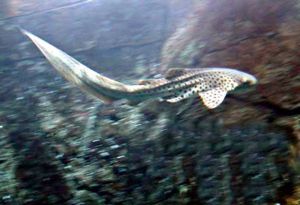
20,28,130,103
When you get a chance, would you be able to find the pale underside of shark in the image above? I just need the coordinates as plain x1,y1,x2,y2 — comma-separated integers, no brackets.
21,29,257,109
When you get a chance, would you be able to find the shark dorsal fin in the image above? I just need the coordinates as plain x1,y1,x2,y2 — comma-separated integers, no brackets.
199,88,227,109
164,68,187,80
138,78,169,86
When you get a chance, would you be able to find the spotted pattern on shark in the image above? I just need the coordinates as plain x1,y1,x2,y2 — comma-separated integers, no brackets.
20,29,257,109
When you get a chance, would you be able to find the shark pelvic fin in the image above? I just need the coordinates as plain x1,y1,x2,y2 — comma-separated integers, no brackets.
199,88,227,109
166,86,199,103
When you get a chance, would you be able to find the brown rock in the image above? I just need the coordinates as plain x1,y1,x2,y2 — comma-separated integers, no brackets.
275,115,300,154
161,0,300,110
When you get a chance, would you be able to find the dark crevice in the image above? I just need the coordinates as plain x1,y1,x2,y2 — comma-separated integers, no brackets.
8,129,71,205
204,34,263,56
228,94,300,117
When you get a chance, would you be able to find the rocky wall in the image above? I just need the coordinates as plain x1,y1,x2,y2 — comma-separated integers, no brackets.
0,0,299,204
161,0,300,204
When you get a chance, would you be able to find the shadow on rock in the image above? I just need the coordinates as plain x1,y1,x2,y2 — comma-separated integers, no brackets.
8,128,71,205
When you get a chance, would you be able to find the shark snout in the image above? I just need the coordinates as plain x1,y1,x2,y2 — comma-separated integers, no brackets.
243,73,257,85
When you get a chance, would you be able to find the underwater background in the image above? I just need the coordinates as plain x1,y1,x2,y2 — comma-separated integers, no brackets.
0,0,299,204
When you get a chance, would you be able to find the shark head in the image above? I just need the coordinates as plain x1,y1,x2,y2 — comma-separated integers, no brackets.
226,68,257,85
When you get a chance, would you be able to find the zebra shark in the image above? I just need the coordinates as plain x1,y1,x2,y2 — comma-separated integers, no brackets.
21,29,257,109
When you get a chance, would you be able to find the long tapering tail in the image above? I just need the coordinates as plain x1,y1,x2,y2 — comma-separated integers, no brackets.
20,29,258,108
21,29,139,103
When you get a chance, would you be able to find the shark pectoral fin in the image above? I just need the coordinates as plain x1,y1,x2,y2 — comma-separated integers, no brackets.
199,88,227,109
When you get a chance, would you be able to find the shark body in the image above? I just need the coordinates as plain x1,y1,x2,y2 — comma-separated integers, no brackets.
21,29,257,109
